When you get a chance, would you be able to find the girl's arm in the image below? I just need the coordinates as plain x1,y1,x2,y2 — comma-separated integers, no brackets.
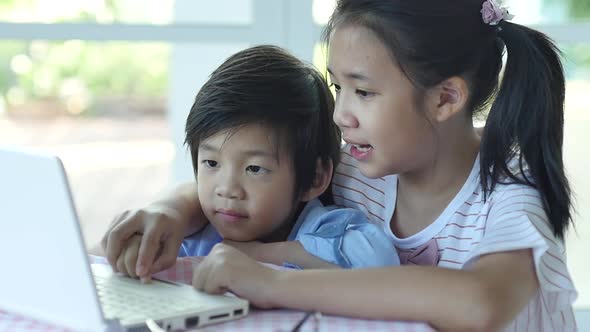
194,244,538,332
271,249,537,331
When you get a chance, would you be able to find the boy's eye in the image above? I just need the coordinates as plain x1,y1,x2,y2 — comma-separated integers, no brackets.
202,160,218,168
356,89,375,98
330,83,341,92
246,165,269,175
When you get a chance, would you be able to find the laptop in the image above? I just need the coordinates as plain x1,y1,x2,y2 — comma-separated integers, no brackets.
0,147,249,331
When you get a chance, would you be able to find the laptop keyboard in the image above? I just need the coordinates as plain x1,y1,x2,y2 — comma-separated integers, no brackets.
94,273,202,323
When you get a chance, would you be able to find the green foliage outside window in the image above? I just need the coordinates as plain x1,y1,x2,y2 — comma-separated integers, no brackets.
0,0,170,116
0,0,588,116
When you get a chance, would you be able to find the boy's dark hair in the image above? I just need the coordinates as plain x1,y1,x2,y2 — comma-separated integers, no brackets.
185,45,341,203
324,0,572,239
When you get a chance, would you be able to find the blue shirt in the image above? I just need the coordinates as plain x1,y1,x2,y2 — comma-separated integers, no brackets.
178,199,400,268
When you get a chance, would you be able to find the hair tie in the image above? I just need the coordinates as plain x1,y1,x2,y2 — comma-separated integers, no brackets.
481,0,515,26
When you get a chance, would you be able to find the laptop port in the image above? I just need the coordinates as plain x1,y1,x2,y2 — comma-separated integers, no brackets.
233,309,244,316
209,313,230,320
185,316,199,328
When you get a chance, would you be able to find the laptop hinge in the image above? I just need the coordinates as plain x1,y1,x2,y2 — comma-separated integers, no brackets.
104,319,125,332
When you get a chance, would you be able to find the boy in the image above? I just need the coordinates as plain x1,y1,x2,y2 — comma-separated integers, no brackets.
109,45,399,276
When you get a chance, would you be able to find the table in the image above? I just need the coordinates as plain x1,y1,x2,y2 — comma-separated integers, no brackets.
0,257,435,332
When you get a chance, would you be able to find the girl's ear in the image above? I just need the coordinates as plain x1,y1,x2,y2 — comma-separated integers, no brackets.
428,76,469,123
300,158,334,202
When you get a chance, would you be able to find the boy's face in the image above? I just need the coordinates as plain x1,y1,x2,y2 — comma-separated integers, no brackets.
197,123,300,242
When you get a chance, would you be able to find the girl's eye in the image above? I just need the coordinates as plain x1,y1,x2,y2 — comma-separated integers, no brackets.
202,160,218,168
330,83,341,93
356,89,376,98
246,165,269,175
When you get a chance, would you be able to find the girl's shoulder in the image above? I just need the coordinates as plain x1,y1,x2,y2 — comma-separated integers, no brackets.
435,165,576,330
464,181,577,330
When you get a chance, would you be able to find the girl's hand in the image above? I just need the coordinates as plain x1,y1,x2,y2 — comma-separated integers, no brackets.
192,243,279,309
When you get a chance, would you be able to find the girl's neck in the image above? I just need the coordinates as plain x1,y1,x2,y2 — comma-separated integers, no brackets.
392,126,481,238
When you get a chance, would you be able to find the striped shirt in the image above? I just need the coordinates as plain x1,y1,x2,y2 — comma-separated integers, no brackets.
332,146,578,331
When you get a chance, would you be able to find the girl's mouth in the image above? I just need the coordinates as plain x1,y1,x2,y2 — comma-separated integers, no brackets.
350,144,373,161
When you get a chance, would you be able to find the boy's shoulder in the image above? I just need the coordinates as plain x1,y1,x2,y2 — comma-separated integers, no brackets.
292,199,380,239
302,199,369,224
293,199,400,268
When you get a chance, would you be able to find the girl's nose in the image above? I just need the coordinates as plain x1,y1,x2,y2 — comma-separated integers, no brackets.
333,95,359,129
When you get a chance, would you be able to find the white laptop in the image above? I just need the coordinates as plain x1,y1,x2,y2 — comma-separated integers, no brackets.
0,147,249,331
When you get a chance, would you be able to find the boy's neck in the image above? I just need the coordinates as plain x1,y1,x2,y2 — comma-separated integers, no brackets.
260,224,292,243
259,202,306,243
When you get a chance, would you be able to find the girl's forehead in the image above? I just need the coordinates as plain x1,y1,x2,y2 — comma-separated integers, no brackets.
327,25,399,80
329,25,386,51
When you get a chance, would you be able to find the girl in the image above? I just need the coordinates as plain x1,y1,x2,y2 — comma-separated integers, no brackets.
102,0,577,330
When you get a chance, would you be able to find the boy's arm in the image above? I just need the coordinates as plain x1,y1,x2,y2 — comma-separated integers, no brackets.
263,241,341,269
225,207,397,269
294,207,399,268
221,239,339,269
102,181,210,277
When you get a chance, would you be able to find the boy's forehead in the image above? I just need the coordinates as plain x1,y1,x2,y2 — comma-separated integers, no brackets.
199,124,292,160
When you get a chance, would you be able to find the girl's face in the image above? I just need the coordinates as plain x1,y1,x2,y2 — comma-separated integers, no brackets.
196,124,300,242
328,25,436,179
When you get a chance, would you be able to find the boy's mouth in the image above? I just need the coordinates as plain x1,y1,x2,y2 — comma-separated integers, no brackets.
216,208,248,222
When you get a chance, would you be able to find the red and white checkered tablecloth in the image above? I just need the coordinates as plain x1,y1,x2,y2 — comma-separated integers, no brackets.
0,257,435,332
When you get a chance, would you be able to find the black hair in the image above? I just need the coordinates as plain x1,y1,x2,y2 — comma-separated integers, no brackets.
324,0,572,239
184,45,341,203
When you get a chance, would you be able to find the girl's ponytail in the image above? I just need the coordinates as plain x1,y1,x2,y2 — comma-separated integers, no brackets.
480,22,572,239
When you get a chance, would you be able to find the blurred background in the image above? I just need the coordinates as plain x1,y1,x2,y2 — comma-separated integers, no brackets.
0,0,588,315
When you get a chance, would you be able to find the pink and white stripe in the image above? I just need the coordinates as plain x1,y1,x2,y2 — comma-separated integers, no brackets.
333,149,578,331
0,256,434,332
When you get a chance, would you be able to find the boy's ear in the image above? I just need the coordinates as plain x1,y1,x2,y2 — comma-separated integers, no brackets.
300,158,333,202
428,76,469,123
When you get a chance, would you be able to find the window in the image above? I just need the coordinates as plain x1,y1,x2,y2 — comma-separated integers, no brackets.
0,0,313,252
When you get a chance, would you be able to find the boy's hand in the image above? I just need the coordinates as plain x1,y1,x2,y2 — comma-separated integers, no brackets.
101,205,185,279
192,243,278,309
115,234,143,279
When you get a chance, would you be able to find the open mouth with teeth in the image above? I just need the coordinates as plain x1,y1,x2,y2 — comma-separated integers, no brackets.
350,144,373,160
354,144,372,152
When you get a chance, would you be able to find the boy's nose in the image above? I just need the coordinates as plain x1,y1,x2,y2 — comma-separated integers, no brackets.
215,178,245,200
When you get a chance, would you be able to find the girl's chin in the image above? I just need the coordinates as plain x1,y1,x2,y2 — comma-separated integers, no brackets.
357,164,388,179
